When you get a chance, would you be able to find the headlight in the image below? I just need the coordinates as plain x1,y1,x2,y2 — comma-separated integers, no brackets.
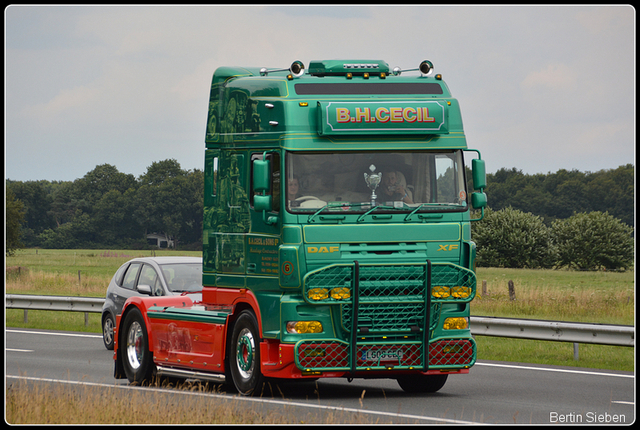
307,288,329,301
432,286,451,298
286,321,323,334
451,286,472,298
330,287,351,300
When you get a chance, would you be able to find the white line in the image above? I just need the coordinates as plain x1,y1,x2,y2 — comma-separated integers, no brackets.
5,375,486,425
611,401,634,405
6,329,102,339
6,348,34,353
475,361,634,379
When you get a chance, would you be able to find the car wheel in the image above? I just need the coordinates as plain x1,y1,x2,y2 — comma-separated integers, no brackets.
102,313,115,350
229,310,264,396
121,307,154,385
397,374,448,393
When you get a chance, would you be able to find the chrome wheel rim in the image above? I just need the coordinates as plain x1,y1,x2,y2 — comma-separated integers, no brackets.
126,321,144,370
103,317,114,345
236,328,255,380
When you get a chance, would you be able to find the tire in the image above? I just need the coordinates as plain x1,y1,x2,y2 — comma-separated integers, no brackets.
121,307,155,385
228,310,264,396
102,313,115,350
397,374,448,393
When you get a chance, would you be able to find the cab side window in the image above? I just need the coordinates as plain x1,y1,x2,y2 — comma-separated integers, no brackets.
122,263,141,290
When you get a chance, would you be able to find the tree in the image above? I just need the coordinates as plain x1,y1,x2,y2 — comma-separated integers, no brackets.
6,188,25,256
139,159,185,186
472,207,556,268
6,180,56,243
552,211,634,271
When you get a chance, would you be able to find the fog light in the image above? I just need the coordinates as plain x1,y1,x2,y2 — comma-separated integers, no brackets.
443,317,468,330
287,321,323,334
432,286,451,298
330,287,351,300
308,288,329,301
451,286,472,298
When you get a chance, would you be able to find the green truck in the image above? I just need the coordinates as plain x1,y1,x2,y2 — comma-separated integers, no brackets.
114,59,487,396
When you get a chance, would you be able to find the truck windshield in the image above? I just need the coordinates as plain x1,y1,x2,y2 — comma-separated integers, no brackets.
285,150,468,213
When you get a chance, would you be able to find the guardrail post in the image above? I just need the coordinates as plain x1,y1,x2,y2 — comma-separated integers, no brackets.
573,343,579,361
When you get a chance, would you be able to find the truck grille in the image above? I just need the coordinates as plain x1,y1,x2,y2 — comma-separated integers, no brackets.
299,261,476,372
304,262,475,333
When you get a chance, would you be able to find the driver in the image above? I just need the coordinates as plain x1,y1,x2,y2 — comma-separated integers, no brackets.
287,176,300,208
380,171,413,204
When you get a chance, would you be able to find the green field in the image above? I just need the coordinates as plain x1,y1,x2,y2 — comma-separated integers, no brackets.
5,249,635,372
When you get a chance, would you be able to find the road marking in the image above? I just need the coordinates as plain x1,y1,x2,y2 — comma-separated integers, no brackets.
5,375,486,425
6,348,34,353
611,401,634,405
475,361,634,378
6,329,102,339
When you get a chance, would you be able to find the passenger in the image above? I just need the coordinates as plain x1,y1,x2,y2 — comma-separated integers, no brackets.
380,171,413,204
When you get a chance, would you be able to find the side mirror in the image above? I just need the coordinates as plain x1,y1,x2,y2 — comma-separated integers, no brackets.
471,158,486,190
137,284,152,295
253,157,278,224
253,158,270,193
471,192,487,209
254,194,272,212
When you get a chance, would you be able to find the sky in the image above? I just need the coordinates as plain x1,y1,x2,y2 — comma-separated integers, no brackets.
4,5,635,182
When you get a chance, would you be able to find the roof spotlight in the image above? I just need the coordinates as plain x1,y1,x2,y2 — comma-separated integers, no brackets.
419,60,434,75
290,60,305,77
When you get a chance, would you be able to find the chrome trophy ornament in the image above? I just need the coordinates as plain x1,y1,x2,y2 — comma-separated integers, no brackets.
364,164,382,206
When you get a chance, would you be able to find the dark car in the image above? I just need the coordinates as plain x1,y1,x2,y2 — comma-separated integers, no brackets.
101,256,202,350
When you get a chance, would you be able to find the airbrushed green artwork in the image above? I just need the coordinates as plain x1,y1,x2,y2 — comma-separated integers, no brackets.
114,59,488,396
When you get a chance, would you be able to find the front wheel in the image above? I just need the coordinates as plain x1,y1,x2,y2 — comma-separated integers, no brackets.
121,307,155,385
397,374,448,393
228,310,264,396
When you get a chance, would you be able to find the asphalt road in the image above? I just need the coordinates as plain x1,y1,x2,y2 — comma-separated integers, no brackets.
5,328,635,424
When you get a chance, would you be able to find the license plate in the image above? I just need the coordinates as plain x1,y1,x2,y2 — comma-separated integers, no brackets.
361,348,403,363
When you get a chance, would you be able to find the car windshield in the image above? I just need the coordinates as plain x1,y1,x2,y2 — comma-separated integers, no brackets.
285,150,468,213
160,263,202,293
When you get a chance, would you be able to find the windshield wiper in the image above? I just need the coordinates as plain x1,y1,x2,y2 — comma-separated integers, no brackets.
307,202,371,223
404,203,461,221
356,205,397,223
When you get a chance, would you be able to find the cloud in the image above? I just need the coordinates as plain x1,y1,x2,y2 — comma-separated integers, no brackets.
21,85,101,124
521,63,578,93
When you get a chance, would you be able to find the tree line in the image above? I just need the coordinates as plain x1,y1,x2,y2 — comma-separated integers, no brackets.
480,164,634,228
6,159,203,252
468,164,635,271
6,161,634,270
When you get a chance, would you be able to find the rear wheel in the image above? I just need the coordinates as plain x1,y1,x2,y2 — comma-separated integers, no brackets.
228,310,264,396
397,374,448,393
121,307,154,385
102,313,115,350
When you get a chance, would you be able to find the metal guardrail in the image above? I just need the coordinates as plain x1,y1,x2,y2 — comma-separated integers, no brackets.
6,294,105,326
470,316,634,347
5,295,635,348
